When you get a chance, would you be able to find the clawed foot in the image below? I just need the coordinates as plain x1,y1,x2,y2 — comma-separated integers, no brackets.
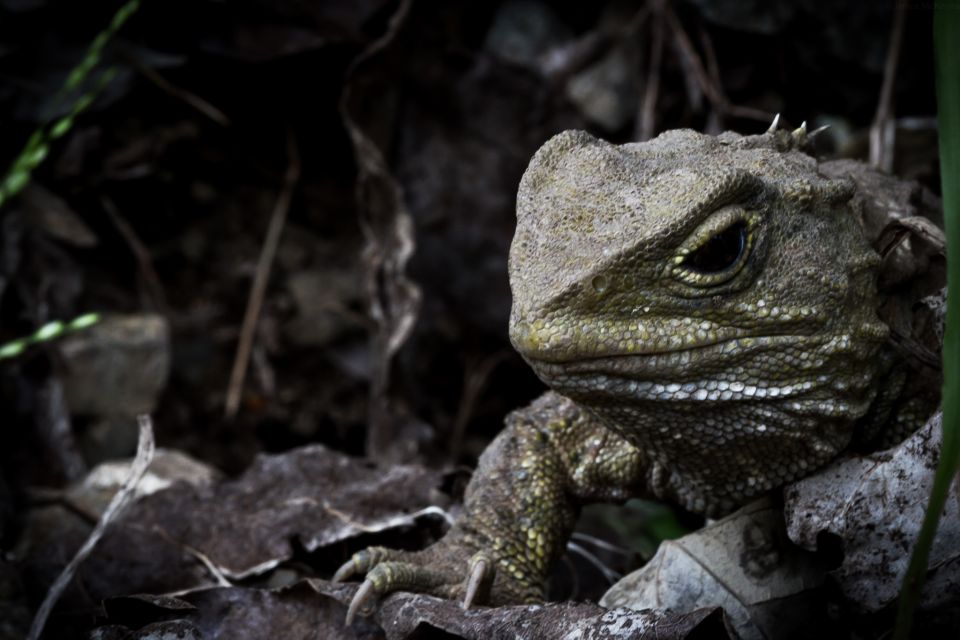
333,543,498,625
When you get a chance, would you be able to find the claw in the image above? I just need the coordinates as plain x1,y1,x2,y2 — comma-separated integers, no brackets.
346,579,377,626
333,559,357,583
766,113,781,133
463,553,492,610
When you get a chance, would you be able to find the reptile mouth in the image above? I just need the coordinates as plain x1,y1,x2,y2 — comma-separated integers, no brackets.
525,333,825,379
525,335,837,405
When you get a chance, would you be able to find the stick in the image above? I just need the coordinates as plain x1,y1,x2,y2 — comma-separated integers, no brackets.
663,4,770,123
637,11,665,141
870,1,907,172
131,57,231,127
224,131,300,419
102,195,168,312
27,415,156,640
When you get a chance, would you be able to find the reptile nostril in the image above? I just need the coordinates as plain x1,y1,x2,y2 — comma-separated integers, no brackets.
590,275,609,294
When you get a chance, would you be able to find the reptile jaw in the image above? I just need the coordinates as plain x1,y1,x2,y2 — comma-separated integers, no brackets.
509,306,831,365
525,331,882,407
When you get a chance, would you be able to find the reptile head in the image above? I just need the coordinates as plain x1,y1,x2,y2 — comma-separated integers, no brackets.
508,128,890,514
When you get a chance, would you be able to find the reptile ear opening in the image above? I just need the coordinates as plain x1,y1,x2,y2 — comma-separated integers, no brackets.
670,207,758,287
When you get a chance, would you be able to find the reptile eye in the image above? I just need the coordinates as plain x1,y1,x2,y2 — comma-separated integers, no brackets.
670,208,758,289
683,221,747,274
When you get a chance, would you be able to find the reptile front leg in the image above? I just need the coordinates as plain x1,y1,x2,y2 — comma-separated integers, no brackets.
334,391,651,623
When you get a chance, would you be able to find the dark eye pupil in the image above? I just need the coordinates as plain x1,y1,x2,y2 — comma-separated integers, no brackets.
684,221,747,274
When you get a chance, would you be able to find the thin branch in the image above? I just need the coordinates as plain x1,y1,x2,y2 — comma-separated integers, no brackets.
152,526,232,587
129,55,231,127
870,1,908,172
540,5,651,82
27,415,156,640
698,26,726,131
663,4,770,123
571,531,634,557
566,540,622,584
224,131,300,419
636,10,665,141
448,351,510,461
102,195,168,313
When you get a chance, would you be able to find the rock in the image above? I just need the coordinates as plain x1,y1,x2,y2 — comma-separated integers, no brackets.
59,313,170,416
67,448,220,518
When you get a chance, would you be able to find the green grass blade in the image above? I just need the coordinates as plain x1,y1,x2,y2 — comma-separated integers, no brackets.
893,1,960,637
0,313,101,361
0,0,140,209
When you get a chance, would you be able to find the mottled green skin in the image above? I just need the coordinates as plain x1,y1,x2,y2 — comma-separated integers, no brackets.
339,128,934,609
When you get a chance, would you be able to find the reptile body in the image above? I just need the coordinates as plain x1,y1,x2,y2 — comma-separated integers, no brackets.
335,125,940,619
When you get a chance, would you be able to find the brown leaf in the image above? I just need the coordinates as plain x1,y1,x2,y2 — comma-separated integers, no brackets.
601,497,829,640
784,411,960,623
21,445,454,615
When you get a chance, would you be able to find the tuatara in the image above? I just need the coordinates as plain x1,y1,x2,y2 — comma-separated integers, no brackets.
334,123,941,623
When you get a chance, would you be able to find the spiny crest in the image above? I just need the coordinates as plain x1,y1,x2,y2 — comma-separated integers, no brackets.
737,113,830,154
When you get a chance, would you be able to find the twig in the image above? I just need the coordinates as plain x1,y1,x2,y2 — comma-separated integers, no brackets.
27,415,156,640
571,531,634,557
540,5,651,82
699,27,722,94
566,540,622,584
636,10,665,141
152,526,232,587
102,195,168,312
663,4,770,123
128,55,231,127
870,1,908,172
698,26,726,132
224,131,300,419
448,351,510,461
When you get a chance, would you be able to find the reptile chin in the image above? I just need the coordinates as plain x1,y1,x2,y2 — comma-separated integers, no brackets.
528,328,884,514
525,332,881,407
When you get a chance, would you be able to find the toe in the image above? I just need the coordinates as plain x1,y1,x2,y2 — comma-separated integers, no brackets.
333,546,398,583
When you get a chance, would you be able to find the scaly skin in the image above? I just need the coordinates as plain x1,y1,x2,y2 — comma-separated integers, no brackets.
336,125,940,619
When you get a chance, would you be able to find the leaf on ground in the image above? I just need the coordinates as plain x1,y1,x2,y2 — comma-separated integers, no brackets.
21,445,454,616
784,411,960,623
101,582,382,640
372,586,730,640
98,580,730,640
601,497,830,640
